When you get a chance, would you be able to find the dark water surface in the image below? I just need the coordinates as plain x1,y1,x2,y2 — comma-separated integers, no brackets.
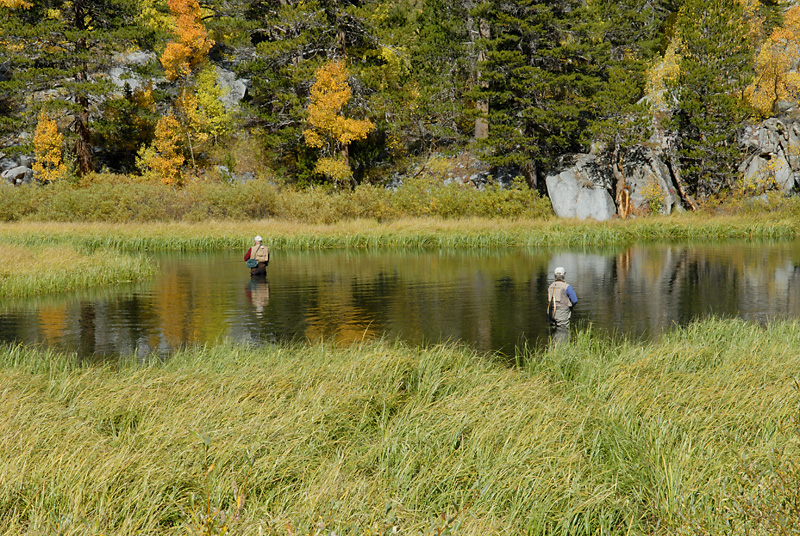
2,240,800,359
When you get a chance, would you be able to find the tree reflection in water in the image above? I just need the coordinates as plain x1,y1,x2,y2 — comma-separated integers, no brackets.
1,240,799,359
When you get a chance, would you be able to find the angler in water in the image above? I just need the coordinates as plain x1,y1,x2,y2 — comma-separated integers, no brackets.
244,235,270,276
546,266,577,344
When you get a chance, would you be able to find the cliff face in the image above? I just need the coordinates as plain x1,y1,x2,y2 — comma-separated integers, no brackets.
545,117,800,221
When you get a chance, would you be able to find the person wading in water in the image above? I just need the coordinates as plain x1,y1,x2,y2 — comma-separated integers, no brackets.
244,235,270,276
547,266,577,344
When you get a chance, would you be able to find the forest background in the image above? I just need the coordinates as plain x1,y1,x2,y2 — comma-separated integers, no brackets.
1,0,800,217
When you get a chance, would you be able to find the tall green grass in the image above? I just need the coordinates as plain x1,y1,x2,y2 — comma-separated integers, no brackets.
1,318,798,534
0,243,156,297
0,214,796,254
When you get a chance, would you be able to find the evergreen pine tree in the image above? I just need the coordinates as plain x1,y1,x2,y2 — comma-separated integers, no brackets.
668,0,756,199
469,0,604,183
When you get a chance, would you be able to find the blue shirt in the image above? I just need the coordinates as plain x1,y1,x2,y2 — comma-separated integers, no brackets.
565,285,578,306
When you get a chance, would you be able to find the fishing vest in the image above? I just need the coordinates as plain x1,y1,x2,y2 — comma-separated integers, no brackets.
253,244,269,262
548,280,571,309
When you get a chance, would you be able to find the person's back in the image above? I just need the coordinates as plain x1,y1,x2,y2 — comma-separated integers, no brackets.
245,235,270,276
547,266,577,343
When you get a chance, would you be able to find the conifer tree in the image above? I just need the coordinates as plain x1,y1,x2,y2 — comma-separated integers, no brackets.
667,0,756,199
470,0,602,182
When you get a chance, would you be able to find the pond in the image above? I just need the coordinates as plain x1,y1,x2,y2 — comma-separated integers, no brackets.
2,240,800,360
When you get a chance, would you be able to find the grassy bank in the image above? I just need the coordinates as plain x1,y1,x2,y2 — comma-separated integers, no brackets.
0,243,156,298
1,318,798,535
0,213,798,253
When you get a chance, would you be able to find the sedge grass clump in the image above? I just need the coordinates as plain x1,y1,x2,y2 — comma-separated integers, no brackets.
0,243,156,297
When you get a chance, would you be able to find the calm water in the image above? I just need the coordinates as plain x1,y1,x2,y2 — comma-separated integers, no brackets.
2,240,800,359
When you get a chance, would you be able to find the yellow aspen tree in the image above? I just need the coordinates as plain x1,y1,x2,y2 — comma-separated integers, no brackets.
136,112,185,185
32,110,66,182
194,65,232,143
160,0,213,82
648,0,764,114
746,5,800,116
303,60,375,185
174,87,209,169
0,0,32,8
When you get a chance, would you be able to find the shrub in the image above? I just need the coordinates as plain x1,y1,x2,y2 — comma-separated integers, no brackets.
0,174,552,223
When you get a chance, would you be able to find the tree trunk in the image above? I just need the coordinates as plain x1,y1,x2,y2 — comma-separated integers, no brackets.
612,145,630,218
73,8,93,176
74,104,93,176
473,18,490,140
666,142,699,211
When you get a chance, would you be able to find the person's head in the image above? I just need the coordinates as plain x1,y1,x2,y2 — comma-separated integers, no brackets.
254,235,262,244
554,266,566,281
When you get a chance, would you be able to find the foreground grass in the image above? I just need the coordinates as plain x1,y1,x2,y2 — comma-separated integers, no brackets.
1,318,798,535
0,243,156,298
0,213,797,253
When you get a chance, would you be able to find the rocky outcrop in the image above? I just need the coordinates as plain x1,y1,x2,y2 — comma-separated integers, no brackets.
740,118,800,194
2,165,33,185
545,154,617,221
0,153,33,185
618,145,681,215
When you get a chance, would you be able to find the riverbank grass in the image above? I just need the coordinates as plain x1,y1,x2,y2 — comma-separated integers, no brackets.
0,213,797,253
1,317,798,535
0,243,156,297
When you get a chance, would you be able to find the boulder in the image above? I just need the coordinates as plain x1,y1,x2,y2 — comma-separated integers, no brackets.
217,68,249,110
1,166,33,185
546,155,617,221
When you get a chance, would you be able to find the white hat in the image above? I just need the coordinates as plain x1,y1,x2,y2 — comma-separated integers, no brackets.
254,235,262,242
554,266,566,276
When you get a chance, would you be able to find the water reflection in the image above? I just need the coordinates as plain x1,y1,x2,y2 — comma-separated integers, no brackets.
1,241,799,359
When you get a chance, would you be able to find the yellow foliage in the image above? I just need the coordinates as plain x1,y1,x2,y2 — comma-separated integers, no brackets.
194,65,233,141
740,158,778,196
640,178,666,214
645,39,681,112
137,112,185,185
0,0,32,8
32,110,66,183
746,5,800,116
160,0,213,81
137,0,174,32
303,60,375,182
648,0,763,113
314,156,353,183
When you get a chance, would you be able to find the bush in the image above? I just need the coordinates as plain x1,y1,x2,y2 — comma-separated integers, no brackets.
0,174,552,223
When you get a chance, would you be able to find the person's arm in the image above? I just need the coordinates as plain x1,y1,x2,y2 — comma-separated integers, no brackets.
566,285,577,306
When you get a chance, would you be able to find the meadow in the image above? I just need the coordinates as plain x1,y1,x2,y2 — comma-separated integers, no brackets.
0,318,798,535
1,180,799,534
